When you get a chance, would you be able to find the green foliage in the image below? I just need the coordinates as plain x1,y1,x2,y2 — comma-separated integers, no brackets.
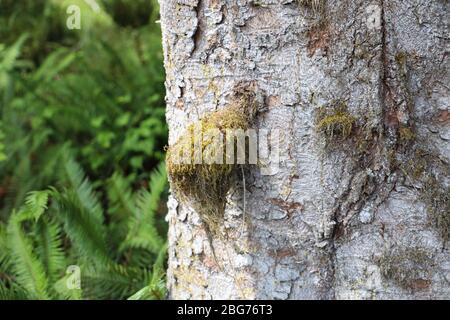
0,0,168,300
1,158,168,300
0,1,77,63
0,0,167,218
103,0,158,28
121,162,167,254
6,209,49,299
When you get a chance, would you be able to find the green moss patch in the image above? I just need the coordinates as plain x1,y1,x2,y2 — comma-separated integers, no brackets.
316,100,356,144
166,84,259,235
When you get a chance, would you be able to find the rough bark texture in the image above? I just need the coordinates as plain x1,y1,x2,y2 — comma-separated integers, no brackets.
159,0,449,299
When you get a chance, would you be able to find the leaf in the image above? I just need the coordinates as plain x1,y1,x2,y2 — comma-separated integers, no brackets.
6,212,49,299
0,282,29,300
54,189,111,265
0,34,28,72
62,157,105,227
32,48,77,83
54,157,111,264
35,219,66,283
82,263,151,300
126,281,166,301
120,163,167,254
24,190,49,221
0,223,12,272
107,171,135,218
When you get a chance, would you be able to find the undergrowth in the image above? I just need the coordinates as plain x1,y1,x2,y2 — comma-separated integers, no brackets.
0,0,169,300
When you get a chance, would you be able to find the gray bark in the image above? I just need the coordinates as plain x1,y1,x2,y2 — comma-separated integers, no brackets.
159,0,449,299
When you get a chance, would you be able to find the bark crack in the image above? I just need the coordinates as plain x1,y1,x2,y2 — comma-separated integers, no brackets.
191,0,203,56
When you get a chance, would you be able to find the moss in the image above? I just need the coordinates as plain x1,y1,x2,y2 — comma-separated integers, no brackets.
166,84,259,235
397,124,416,149
398,125,415,142
379,247,433,290
402,154,426,180
399,149,450,245
297,0,325,12
316,100,356,144
395,51,407,67
421,177,450,245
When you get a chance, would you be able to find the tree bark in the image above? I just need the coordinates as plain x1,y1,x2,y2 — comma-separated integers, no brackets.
159,0,449,299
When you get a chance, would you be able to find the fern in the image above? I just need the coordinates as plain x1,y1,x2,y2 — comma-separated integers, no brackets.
62,157,105,227
127,279,166,300
50,156,112,265
128,244,168,300
6,212,49,299
105,171,136,257
107,171,136,219
0,34,28,73
35,218,66,283
54,189,111,265
2,157,168,300
82,263,152,300
0,222,11,272
121,163,167,254
24,190,49,221
0,1,168,300
0,282,29,300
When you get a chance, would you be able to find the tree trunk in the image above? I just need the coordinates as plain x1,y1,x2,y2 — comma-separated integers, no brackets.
159,0,449,299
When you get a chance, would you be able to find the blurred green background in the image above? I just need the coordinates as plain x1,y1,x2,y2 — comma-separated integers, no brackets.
0,0,169,299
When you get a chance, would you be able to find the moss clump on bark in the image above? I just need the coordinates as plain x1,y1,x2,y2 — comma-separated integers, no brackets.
297,0,325,12
316,100,356,144
379,247,433,290
398,125,415,142
395,51,408,68
166,84,259,235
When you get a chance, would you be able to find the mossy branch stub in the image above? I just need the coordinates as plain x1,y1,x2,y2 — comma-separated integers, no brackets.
166,84,260,235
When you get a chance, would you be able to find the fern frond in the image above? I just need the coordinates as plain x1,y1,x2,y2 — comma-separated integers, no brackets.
0,33,28,72
0,222,12,272
52,157,111,264
35,218,66,283
82,263,151,300
53,189,111,265
6,212,49,299
151,242,167,281
105,172,135,250
121,163,167,254
24,190,49,221
127,226,168,300
62,157,105,226
127,279,166,300
107,172,135,218
0,282,29,300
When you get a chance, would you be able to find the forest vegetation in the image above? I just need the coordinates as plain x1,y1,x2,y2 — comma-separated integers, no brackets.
0,0,168,300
